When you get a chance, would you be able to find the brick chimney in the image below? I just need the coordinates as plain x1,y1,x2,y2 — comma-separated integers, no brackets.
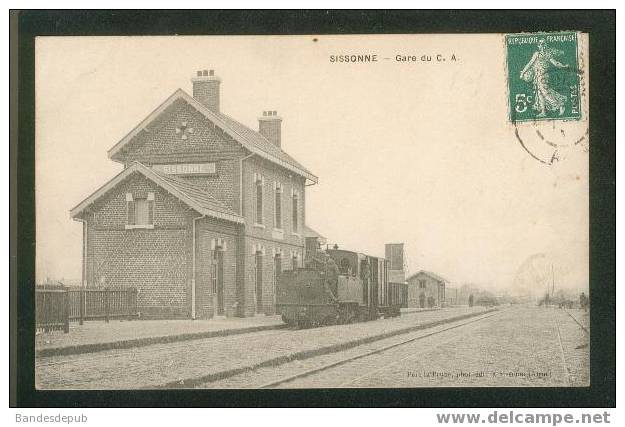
258,110,282,148
191,69,221,113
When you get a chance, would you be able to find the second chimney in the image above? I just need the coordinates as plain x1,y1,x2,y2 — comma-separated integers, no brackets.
191,69,221,113
258,110,282,148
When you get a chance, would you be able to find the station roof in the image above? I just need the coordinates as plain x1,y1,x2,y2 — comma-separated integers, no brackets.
70,161,244,224
303,225,326,243
407,270,450,283
107,89,318,184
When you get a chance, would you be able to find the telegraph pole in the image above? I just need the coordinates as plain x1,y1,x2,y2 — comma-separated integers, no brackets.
551,263,555,298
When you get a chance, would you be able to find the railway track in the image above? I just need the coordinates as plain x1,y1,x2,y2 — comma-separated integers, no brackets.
553,315,571,386
36,312,455,369
553,309,590,387
564,309,589,334
257,309,504,388
37,308,499,389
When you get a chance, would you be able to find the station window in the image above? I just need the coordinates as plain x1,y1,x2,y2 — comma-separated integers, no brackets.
126,193,154,226
274,253,282,289
419,279,426,289
292,192,299,233
339,258,351,275
255,178,263,224
211,262,218,294
274,183,282,229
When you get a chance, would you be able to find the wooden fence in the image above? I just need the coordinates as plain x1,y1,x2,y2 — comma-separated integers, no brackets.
36,284,69,333
36,285,138,333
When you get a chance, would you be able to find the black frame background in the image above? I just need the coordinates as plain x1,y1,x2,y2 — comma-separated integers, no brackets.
11,9,616,408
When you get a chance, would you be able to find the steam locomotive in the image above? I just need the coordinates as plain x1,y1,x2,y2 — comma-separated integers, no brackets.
275,237,407,328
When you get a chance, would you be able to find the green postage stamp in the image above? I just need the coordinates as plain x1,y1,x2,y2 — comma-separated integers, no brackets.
506,32,582,122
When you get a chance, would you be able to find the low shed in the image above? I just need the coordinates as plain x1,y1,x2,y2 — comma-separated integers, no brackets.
406,270,448,308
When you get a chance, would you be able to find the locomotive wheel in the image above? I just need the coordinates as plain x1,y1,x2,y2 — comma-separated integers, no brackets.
339,312,352,324
297,319,311,329
338,305,356,324
346,311,358,324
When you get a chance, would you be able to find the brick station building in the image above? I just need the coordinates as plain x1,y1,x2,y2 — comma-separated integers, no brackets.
70,70,318,319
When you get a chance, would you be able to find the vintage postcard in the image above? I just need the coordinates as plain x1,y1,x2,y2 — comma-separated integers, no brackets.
34,33,589,390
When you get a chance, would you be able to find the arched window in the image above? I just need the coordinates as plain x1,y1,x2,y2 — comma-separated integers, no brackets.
274,182,283,229
254,174,264,225
273,252,282,299
291,190,299,233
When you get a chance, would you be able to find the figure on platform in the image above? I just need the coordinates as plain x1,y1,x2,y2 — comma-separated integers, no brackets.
324,257,340,302
579,292,588,312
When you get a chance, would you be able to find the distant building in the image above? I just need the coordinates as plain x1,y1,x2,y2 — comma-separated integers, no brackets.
406,270,448,308
385,243,406,283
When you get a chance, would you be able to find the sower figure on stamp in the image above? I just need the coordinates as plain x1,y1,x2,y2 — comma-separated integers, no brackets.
520,39,570,118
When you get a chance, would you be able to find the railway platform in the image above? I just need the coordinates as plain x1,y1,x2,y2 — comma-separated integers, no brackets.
35,315,285,358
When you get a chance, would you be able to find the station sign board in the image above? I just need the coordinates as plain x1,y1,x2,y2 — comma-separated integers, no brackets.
152,162,216,175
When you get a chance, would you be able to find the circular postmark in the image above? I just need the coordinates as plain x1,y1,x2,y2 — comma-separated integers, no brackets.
514,119,588,165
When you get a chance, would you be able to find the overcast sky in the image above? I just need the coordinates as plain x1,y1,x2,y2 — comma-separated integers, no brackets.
35,35,589,294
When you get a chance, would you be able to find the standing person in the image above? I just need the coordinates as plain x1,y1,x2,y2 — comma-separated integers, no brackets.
324,257,339,302
361,260,370,285
579,292,588,312
360,260,371,313
468,294,474,308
